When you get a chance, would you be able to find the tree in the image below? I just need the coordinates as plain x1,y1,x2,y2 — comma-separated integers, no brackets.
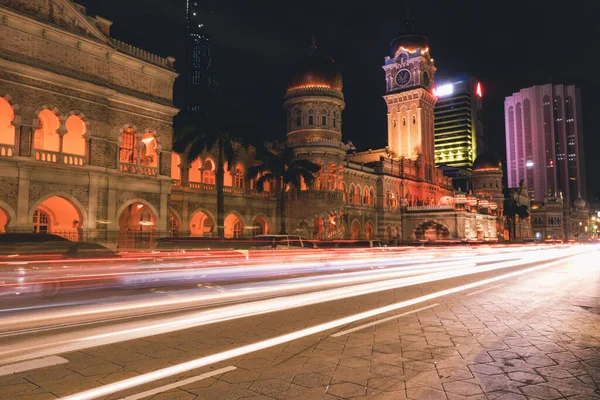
173,90,243,239
246,142,320,234
503,180,530,241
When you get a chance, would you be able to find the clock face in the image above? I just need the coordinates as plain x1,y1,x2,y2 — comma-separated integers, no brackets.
395,69,411,86
422,71,430,87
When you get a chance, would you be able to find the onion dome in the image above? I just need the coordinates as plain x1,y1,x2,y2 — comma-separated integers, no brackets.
287,37,343,92
574,197,587,209
473,153,502,171
389,11,429,58
530,201,543,210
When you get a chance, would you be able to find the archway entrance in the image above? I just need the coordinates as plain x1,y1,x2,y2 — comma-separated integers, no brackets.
414,221,450,241
365,222,374,239
33,196,83,241
118,202,156,250
350,220,361,240
0,208,9,233
224,213,243,239
252,217,268,237
189,211,214,237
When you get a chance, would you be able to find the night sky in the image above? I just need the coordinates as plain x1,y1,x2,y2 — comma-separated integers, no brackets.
79,0,599,199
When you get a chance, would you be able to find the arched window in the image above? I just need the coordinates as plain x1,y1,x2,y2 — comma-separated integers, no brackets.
34,109,60,154
295,110,301,127
189,158,202,183
203,159,215,184
233,163,245,189
402,117,406,126
393,120,397,128
363,187,370,205
0,97,16,147
369,188,375,206
171,153,181,181
119,128,137,164
349,184,355,203
412,115,416,124
308,109,314,126
365,222,374,239
63,115,86,156
33,209,49,233
355,185,361,204
140,133,158,167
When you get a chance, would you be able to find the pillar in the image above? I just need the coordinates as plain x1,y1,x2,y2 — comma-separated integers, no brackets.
16,166,30,229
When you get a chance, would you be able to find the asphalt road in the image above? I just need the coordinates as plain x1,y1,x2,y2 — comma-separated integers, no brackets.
0,244,598,400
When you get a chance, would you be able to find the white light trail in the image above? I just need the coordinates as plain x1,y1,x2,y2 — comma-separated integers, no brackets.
0,246,589,366
61,251,590,400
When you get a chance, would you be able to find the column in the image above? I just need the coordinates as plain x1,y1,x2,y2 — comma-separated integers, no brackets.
16,166,31,229
159,180,169,231
87,173,99,231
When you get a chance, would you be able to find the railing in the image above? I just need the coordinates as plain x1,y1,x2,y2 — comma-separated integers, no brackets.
35,149,60,163
172,179,181,187
287,190,345,202
119,162,158,177
405,205,455,212
249,189,271,197
63,152,85,166
109,39,175,68
0,144,14,157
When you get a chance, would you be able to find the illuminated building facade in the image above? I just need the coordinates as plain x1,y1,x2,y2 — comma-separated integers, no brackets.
433,77,484,169
504,84,586,205
184,0,212,112
0,0,178,248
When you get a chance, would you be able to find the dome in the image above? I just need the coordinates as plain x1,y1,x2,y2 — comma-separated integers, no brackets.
574,197,587,209
288,39,343,92
473,153,502,171
389,13,429,58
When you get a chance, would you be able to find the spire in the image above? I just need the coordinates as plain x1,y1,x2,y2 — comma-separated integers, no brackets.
310,33,318,53
402,0,417,32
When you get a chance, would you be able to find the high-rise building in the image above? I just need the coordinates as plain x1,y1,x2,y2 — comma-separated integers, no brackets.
185,0,212,112
433,77,484,169
504,84,586,204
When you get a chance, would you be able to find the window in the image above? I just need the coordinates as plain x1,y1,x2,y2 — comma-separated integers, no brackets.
203,159,215,184
403,118,406,126
333,118,336,128
393,120,397,128
33,210,49,233
308,116,314,125
233,164,244,188
119,128,137,164
321,116,326,126
412,115,416,124
295,110,301,127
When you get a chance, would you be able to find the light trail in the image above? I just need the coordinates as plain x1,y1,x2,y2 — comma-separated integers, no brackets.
0,246,590,365
60,247,596,400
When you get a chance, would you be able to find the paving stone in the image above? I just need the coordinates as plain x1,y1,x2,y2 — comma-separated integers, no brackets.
468,363,504,375
406,386,447,399
292,373,330,388
327,382,366,398
507,371,546,384
220,368,261,384
519,384,564,399
248,378,291,395
443,381,484,396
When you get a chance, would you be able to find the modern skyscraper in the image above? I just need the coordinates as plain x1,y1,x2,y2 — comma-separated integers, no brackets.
185,0,212,112
504,84,586,204
433,77,484,169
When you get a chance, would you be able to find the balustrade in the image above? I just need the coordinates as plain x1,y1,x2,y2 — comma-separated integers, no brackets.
0,144,14,157
35,149,60,163
119,162,157,176
62,152,85,166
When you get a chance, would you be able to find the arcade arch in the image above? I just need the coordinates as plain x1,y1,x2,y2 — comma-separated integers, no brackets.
189,210,214,237
350,220,361,240
224,212,243,239
414,221,449,241
32,196,83,241
0,97,15,148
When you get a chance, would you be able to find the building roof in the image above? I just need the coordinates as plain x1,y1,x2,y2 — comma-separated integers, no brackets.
473,153,502,171
287,38,343,92
389,12,429,58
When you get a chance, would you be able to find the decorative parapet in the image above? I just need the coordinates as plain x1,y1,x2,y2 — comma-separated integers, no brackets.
404,205,455,212
109,39,175,69
284,86,344,101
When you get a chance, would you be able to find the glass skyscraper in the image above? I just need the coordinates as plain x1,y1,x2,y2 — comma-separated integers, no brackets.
185,0,212,112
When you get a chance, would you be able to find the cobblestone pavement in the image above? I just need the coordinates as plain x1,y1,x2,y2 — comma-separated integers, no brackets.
1,253,599,399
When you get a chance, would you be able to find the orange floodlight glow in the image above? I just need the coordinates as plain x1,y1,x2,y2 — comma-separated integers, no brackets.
287,84,332,92
476,82,483,97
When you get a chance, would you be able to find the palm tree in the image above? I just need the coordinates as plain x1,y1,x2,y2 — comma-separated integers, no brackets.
247,142,320,234
173,91,243,239
503,180,530,241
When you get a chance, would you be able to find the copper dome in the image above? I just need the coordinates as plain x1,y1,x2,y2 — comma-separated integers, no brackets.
288,40,343,92
389,13,428,58
473,153,502,171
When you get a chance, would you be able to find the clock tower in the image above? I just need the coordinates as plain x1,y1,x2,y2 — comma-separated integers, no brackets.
383,8,437,179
